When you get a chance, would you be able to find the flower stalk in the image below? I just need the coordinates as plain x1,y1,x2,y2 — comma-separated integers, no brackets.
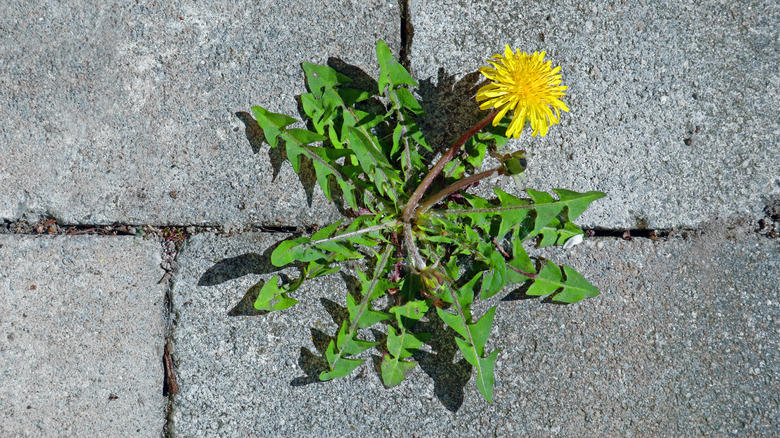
414,166,504,219
401,110,498,223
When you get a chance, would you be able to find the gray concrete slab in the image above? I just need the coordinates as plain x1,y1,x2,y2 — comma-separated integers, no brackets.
0,235,166,437
0,0,398,228
408,0,779,229
170,227,778,436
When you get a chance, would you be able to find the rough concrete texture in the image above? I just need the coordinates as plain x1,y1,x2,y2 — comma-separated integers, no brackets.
170,229,778,437
408,0,780,229
0,235,166,436
0,0,398,227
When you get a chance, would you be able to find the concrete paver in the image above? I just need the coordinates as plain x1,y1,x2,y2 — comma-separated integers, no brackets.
0,235,166,437
409,0,779,229
170,227,778,436
0,0,398,228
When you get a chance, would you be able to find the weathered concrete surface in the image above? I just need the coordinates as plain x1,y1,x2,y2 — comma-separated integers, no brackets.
170,227,778,436
0,235,166,437
408,0,780,229
0,0,398,228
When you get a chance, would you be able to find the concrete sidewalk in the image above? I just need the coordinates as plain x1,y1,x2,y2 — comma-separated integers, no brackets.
169,225,778,437
0,235,166,437
1,0,778,436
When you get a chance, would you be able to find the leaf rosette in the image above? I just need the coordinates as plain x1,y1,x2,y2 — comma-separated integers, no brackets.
244,40,605,403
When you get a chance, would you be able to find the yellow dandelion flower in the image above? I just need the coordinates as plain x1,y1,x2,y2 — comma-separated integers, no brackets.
476,46,569,138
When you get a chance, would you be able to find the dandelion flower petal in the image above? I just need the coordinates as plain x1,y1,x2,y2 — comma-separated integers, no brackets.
475,47,569,138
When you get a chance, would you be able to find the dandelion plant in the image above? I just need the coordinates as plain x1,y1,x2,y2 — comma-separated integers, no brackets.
247,40,604,403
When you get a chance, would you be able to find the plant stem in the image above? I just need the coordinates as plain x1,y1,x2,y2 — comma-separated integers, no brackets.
401,110,498,222
403,222,427,270
414,166,504,219
506,263,540,280
310,221,399,246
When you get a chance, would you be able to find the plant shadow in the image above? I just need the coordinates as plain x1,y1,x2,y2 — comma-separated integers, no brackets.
412,308,473,412
415,67,486,157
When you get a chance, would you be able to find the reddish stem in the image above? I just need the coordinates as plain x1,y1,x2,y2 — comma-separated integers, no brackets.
401,110,498,222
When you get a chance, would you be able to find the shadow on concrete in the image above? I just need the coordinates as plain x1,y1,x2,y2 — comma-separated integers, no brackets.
412,308,472,412
415,68,485,156
198,242,280,287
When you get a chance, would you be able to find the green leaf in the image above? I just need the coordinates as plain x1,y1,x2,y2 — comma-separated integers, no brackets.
386,325,428,359
394,87,423,114
526,260,600,303
436,307,468,339
469,307,497,354
442,189,532,238
453,338,500,404
554,265,600,303
553,189,606,221
251,276,299,311
251,106,298,148
286,128,327,145
480,252,507,299
381,354,418,388
271,237,325,266
526,260,563,297
346,291,390,329
537,220,583,248
506,237,535,285
390,300,429,328
527,189,606,236
303,62,352,97
345,126,400,200
320,339,363,380
477,349,500,404
376,40,417,93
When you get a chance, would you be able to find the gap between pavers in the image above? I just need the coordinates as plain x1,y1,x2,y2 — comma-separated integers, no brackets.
0,235,167,437
169,224,778,437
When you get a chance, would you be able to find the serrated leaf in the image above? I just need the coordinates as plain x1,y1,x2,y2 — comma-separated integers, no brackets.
526,260,563,296
390,300,429,327
376,40,417,93
346,292,389,329
553,189,606,221
345,126,400,200
320,339,363,380
476,350,500,404
311,220,343,241
286,128,327,145
537,220,584,248
526,189,564,235
306,262,341,279
480,252,507,299
527,189,606,236
442,190,531,238
394,87,423,114
553,265,600,303
381,354,418,388
303,62,352,97
334,320,377,356
252,276,299,311
454,337,499,403
386,325,429,359
343,336,379,356
469,307,496,354
526,260,600,303
506,238,535,285
271,237,325,266
436,307,468,340
494,188,533,239
251,106,298,149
